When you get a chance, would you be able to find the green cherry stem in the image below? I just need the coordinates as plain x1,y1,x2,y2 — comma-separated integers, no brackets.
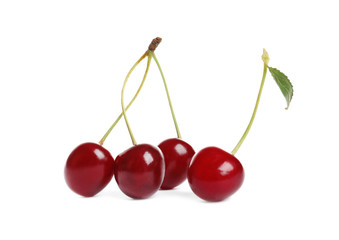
99,37,162,145
149,51,182,139
231,51,269,155
122,54,152,145
99,52,149,145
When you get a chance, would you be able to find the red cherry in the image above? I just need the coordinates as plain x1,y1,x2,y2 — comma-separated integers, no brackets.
158,138,195,190
64,142,115,197
188,146,244,202
114,144,165,199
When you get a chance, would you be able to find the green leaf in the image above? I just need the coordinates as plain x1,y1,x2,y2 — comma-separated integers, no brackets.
268,67,294,109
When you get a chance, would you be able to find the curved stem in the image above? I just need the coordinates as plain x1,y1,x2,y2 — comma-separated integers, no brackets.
99,52,149,145
231,64,268,155
122,54,152,145
149,51,182,139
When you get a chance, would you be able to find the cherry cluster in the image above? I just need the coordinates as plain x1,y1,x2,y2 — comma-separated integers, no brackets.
64,37,293,202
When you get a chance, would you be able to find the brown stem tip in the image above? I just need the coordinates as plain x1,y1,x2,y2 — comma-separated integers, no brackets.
148,37,162,51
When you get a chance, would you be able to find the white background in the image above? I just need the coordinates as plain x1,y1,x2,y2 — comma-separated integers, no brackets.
1,0,338,239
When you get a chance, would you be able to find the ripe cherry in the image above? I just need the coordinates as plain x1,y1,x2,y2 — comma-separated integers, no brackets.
65,142,114,197
158,138,195,189
149,48,196,190
114,144,165,199
188,49,293,202
114,37,166,199
188,147,244,201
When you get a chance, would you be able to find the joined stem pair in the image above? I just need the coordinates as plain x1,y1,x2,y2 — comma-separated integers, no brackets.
100,38,181,146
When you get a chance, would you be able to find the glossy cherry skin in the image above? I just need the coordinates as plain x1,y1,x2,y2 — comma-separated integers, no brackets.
114,144,165,199
188,146,244,202
158,138,195,190
64,142,115,197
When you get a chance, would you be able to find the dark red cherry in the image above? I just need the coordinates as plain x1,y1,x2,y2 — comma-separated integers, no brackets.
158,138,195,190
188,146,244,202
65,142,115,197
114,144,165,199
